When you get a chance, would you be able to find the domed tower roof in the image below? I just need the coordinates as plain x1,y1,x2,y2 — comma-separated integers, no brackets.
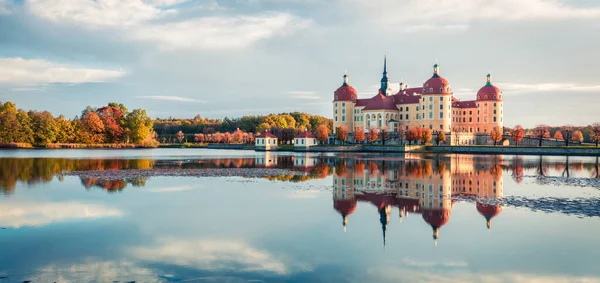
477,73,502,101
334,73,358,102
422,208,451,244
423,63,452,94
476,202,502,230
334,199,357,232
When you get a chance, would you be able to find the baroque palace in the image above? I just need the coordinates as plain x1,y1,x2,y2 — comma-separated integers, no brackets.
332,57,504,145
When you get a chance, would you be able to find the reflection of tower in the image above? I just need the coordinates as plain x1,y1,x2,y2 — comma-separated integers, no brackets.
422,207,451,246
333,160,356,232
379,204,391,246
476,202,502,230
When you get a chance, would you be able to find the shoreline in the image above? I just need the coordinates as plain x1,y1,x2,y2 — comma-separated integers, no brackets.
64,168,304,179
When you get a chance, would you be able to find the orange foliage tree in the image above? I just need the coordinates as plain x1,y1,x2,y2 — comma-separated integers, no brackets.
553,131,563,141
572,130,584,143
434,131,446,146
336,126,348,144
490,126,503,146
367,128,379,144
233,129,244,144
406,126,420,145
316,124,329,144
354,128,365,144
420,127,432,144
194,133,205,143
511,125,524,146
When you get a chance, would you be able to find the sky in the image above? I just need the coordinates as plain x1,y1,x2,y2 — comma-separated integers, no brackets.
0,0,599,127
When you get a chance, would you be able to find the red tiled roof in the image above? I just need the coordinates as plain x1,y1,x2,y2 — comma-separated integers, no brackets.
334,84,358,102
296,131,315,138
393,93,421,104
355,98,370,107
452,100,477,108
477,84,502,101
423,76,451,94
257,131,277,139
362,92,399,111
396,87,422,96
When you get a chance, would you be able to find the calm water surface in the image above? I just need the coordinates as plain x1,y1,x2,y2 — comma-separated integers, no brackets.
1,149,599,282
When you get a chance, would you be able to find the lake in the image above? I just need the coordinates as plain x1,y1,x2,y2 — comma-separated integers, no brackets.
1,149,599,282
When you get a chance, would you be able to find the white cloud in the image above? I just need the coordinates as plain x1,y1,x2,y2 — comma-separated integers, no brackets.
131,238,301,274
31,260,161,283
25,1,311,50
368,266,600,283
136,95,206,103
144,0,189,6
26,0,168,28
288,91,321,100
0,57,125,85
0,201,122,228
501,82,600,93
131,13,311,50
352,0,600,27
403,24,468,33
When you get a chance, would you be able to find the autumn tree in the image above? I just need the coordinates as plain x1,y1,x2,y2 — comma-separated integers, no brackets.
194,133,205,143
533,125,550,147
511,125,524,146
420,127,432,144
80,110,105,144
434,131,446,146
55,115,76,143
367,128,379,144
406,126,420,145
354,128,365,144
572,130,584,144
316,124,329,144
336,126,348,144
560,125,576,147
97,105,124,143
233,129,244,143
490,126,503,146
553,131,563,141
591,123,600,147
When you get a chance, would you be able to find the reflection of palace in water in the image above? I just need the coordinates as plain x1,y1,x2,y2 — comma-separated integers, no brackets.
331,155,503,245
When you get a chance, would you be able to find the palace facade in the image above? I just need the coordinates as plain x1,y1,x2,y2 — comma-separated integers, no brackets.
332,57,504,143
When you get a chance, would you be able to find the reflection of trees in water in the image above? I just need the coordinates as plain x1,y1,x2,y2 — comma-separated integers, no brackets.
0,158,154,194
511,157,524,183
80,176,147,192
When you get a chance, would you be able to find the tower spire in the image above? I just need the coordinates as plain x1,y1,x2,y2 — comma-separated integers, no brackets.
379,54,391,96
486,72,492,86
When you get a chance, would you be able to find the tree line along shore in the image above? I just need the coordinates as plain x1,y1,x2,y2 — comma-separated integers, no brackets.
1,100,598,149
0,101,332,148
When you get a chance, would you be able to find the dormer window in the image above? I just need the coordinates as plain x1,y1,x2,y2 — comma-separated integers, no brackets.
429,88,433,92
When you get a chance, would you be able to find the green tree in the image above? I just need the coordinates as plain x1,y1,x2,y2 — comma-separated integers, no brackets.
29,111,59,145
123,109,154,144
55,115,76,143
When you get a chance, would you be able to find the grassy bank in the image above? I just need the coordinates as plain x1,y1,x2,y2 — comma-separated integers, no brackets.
0,143,156,149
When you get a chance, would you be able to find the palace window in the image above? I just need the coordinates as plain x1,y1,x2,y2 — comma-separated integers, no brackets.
440,105,443,110
429,104,433,110
440,97,443,101
429,88,434,92
429,112,433,119
335,116,338,121
494,103,496,107
440,113,444,118
469,118,472,122
493,110,496,114
405,107,409,111
429,97,433,102
342,102,345,107
406,114,409,120
493,117,496,122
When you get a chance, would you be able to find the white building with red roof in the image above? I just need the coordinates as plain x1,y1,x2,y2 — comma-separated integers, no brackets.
332,56,504,144
255,130,278,151
294,130,318,150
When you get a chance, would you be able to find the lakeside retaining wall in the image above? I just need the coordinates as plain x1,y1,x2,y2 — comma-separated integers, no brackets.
295,144,600,156
428,146,600,156
207,144,253,150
